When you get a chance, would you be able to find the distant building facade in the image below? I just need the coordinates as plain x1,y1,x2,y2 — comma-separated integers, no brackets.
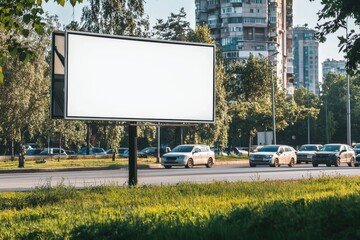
195,0,294,94
293,26,320,95
322,59,346,79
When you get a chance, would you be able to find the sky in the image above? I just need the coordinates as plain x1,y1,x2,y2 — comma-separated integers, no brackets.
42,0,358,64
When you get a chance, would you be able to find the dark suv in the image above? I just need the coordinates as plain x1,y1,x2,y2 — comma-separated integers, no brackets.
139,147,171,158
312,144,355,167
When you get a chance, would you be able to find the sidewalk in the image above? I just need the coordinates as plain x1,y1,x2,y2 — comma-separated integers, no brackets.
0,160,249,174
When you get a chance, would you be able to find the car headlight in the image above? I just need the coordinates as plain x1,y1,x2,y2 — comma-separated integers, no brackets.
177,155,186,160
264,155,273,160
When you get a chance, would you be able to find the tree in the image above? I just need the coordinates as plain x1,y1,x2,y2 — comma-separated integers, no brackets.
152,8,192,41
226,55,312,148
317,72,360,143
80,0,149,36
0,0,83,83
0,15,56,159
311,0,360,73
278,88,320,145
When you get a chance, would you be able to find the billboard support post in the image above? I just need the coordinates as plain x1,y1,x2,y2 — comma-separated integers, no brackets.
129,123,138,186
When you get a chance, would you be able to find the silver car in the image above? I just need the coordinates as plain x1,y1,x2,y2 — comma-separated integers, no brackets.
161,144,215,169
249,145,297,167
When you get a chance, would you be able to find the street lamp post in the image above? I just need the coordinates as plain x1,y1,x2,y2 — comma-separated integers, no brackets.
271,73,276,144
345,18,351,146
269,51,279,145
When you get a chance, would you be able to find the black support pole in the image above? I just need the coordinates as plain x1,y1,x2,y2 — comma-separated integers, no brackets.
128,123,138,186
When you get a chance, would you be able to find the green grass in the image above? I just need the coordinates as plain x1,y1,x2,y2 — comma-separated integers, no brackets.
1,176,360,239
0,155,246,170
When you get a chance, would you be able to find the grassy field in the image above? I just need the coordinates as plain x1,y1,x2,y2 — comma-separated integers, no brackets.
1,176,360,239
0,155,247,170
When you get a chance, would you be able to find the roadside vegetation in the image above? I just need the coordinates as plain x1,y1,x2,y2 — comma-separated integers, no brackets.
1,176,360,239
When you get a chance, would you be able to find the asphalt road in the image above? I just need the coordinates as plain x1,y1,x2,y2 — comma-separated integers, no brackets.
1,164,360,191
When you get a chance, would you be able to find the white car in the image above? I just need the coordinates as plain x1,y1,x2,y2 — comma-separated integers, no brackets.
161,144,215,169
249,145,297,167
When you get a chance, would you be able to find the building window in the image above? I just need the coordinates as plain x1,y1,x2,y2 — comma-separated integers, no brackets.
243,27,253,40
243,17,266,24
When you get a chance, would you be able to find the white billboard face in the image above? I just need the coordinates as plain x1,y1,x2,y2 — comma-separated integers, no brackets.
65,31,215,123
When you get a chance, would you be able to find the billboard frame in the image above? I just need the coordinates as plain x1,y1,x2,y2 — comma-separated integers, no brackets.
64,30,216,124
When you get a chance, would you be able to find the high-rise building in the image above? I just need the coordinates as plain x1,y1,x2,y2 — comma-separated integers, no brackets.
322,59,346,79
293,26,320,95
195,0,294,93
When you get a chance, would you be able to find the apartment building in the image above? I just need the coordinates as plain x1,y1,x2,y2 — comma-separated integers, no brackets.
293,26,320,95
322,59,346,79
195,0,294,93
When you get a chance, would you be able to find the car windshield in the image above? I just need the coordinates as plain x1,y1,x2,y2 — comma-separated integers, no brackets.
141,147,154,153
299,145,318,151
258,146,279,152
172,146,194,152
354,144,360,148
320,145,340,152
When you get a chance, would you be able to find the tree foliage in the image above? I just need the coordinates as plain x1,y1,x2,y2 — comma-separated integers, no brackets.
311,0,360,73
152,8,191,41
317,72,360,143
0,0,83,83
80,0,149,36
226,55,313,147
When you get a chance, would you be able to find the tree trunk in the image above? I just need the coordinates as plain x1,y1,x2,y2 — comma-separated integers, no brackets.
86,123,91,155
11,138,15,161
18,129,25,168
248,131,253,156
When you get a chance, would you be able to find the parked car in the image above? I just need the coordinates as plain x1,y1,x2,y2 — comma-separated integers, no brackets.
39,148,67,156
65,150,76,155
138,147,171,158
25,143,37,150
77,147,106,155
296,144,323,164
353,143,360,155
161,144,215,169
25,148,43,155
122,149,147,158
249,145,297,167
106,148,129,157
312,143,355,167
210,146,228,156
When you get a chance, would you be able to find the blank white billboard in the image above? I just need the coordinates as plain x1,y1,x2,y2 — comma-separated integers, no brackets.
64,31,215,123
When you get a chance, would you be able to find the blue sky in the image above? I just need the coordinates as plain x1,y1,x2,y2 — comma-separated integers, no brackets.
42,0,357,64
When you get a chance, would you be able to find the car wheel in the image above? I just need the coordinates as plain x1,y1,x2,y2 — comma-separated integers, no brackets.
206,158,214,168
185,158,194,168
355,163,360,167
275,158,280,167
335,158,341,167
348,157,355,167
326,163,331,167
312,163,318,167
164,166,172,169
288,158,295,167
250,163,256,167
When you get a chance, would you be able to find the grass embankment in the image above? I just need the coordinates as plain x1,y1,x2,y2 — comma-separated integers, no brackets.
0,155,247,170
1,176,360,239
